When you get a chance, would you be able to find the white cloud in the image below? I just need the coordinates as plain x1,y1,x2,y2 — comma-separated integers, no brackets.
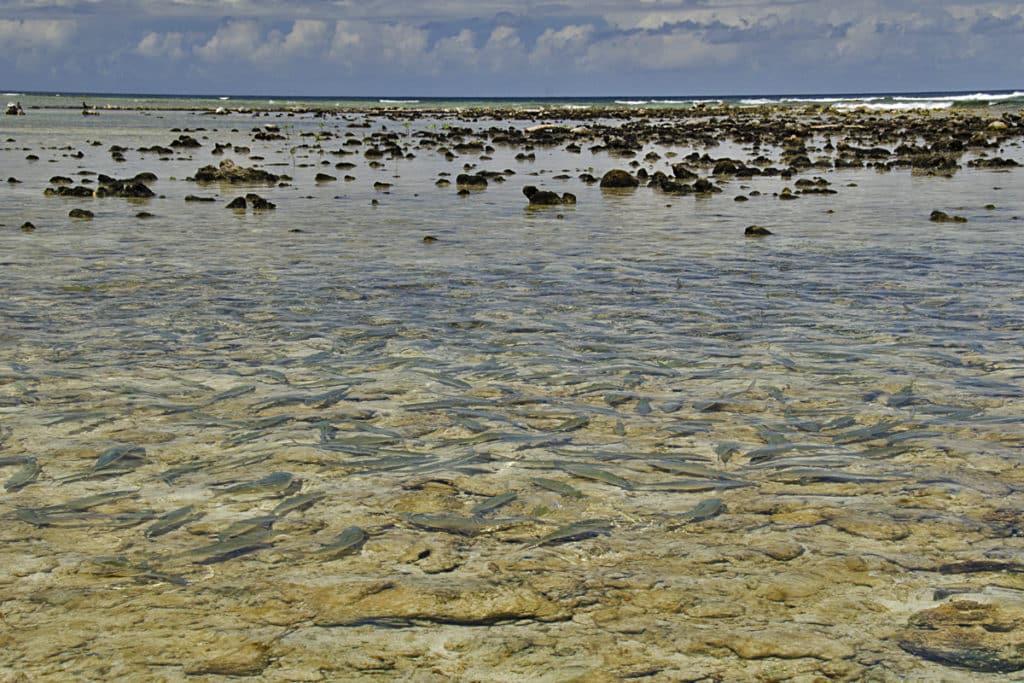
194,20,265,61
578,26,738,72
281,19,331,55
0,19,75,52
530,24,594,65
136,31,186,59
328,20,429,69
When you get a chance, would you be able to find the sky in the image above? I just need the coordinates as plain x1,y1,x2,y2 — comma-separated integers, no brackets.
1,0,1022,97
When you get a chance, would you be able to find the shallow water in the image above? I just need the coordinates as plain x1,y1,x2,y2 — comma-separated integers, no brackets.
2,107,1024,680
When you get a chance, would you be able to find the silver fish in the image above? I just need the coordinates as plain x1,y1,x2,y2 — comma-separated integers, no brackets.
4,458,40,491
145,505,203,539
470,492,517,516
273,491,326,517
218,471,301,497
669,498,725,526
561,463,633,490
315,526,368,560
527,519,612,548
531,478,585,498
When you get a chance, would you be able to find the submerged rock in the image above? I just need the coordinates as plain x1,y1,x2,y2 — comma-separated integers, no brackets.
930,210,968,223
745,225,773,236
456,173,488,188
599,169,639,189
68,209,94,220
170,134,202,148
899,601,1024,673
523,186,575,206
968,157,1019,168
247,193,275,211
193,159,280,184
92,176,155,198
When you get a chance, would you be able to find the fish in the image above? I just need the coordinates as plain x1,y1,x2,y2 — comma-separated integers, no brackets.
638,479,752,493
668,498,726,526
304,387,350,409
14,508,110,527
552,416,589,432
401,512,525,537
451,416,489,433
526,519,612,548
715,442,741,463
659,400,686,414
315,526,368,560
89,556,189,586
52,489,140,512
767,469,900,484
218,515,277,541
648,460,734,480
158,463,205,484
418,371,472,390
93,445,146,471
531,478,585,498
832,420,900,445
218,471,301,497
145,505,203,539
204,384,256,405
4,457,40,491
470,492,517,516
187,528,276,564
273,491,327,517
561,463,634,490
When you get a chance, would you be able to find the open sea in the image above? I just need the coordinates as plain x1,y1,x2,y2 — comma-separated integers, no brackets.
1,90,1023,680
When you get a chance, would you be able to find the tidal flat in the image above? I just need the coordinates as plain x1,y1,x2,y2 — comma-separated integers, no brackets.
2,101,1024,681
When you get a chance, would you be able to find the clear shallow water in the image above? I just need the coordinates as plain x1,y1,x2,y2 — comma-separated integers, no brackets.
1,105,1024,679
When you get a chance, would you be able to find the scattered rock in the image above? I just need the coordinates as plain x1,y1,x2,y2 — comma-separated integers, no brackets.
20,221,35,232
226,196,247,210
599,169,639,189
968,157,1019,168
44,186,93,197
193,159,280,184
184,195,215,202
745,225,772,236
422,235,438,243
899,601,1024,673
182,639,271,677
68,209,94,220
456,173,488,189
315,173,337,182
170,134,201,148
247,193,275,211
94,176,155,198
523,186,575,206
309,577,577,627
930,210,968,223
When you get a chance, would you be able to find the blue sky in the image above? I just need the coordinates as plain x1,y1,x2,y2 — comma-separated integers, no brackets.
2,1,1022,96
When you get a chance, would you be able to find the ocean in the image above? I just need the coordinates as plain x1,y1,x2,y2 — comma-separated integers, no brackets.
1,91,1023,679
6,88,1024,113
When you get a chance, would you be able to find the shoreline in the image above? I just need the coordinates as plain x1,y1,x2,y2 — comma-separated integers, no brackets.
2,101,1024,681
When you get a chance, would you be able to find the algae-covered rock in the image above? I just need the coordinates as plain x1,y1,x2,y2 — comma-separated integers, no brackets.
194,159,279,184
599,169,638,189
899,601,1024,673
